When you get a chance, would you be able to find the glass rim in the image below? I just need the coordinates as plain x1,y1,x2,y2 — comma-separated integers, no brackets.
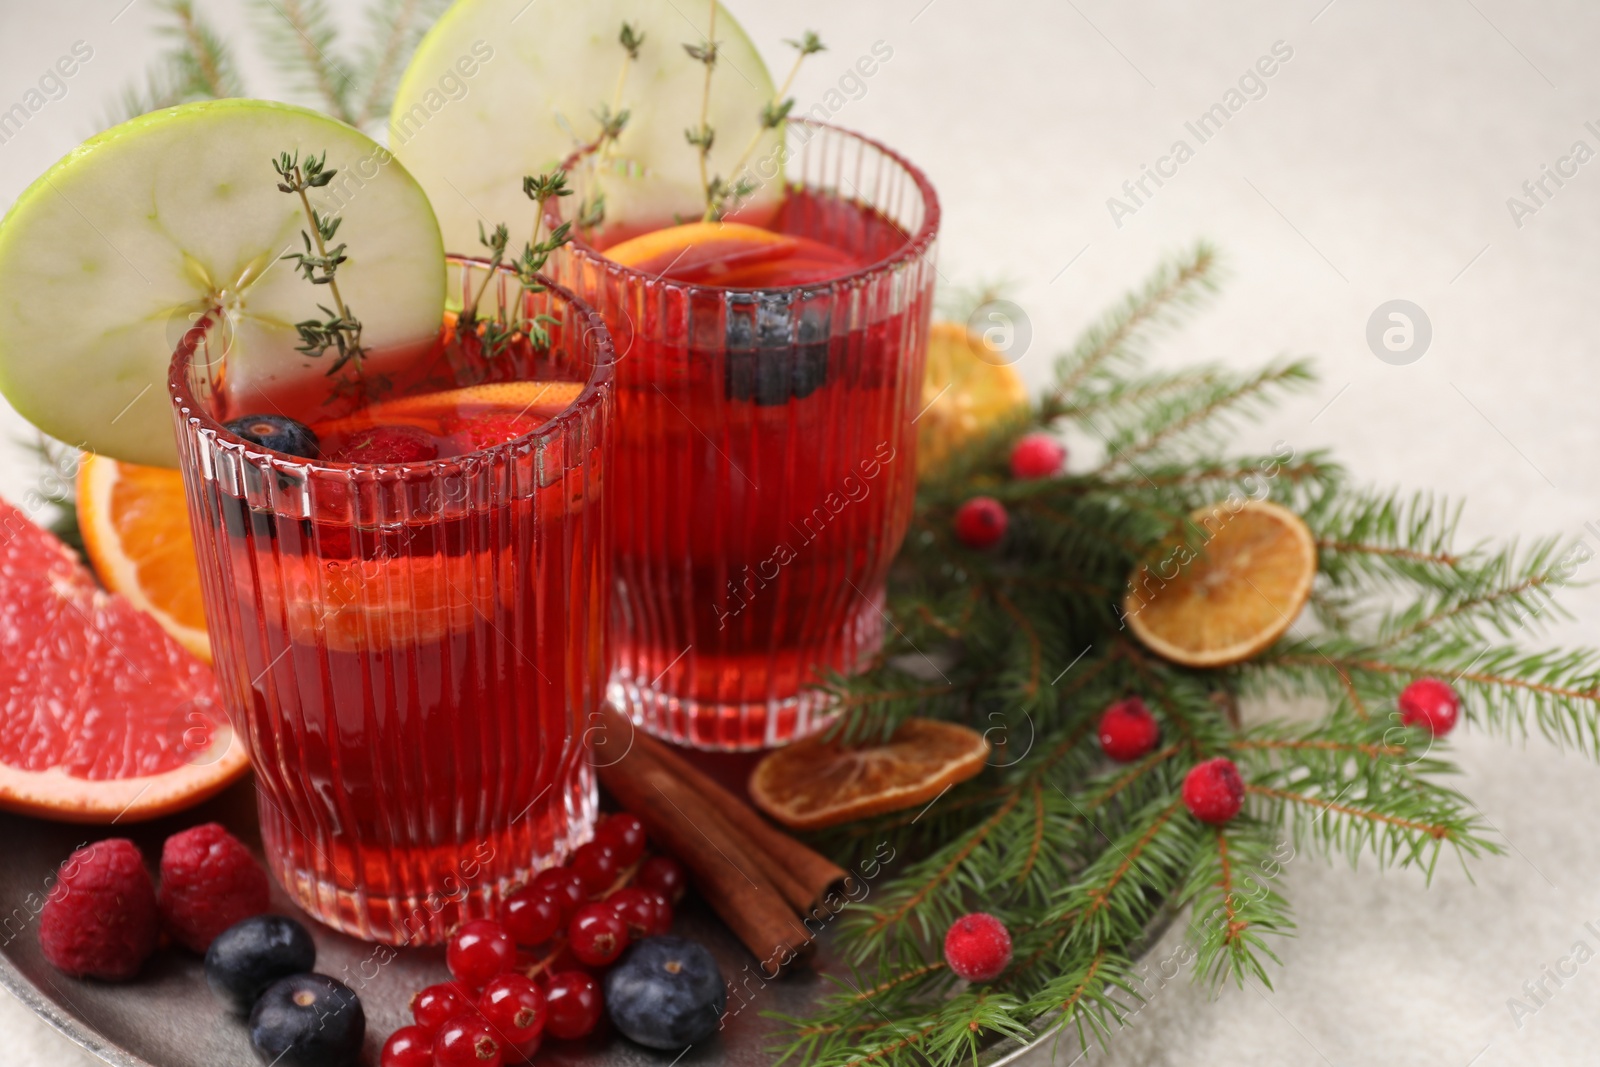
548,118,941,293
167,261,615,477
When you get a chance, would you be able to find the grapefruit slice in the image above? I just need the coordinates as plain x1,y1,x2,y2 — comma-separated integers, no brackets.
77,453,211,663
917,321,1029,477
0,99,445,468
1123,500,1318,669
391,0,780,254
749,719,990,831
0,497,246,823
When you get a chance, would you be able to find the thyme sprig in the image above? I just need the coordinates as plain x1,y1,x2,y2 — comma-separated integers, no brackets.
707,29,825,221
573,21,645,231
461,171,574,359
273,150,366,375
684,1,719,218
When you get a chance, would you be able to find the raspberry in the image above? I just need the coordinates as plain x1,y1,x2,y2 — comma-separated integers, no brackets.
953,496,1008,549
452,412,534,452
330,424,440,464
1183,758,1245,825
942,913,1012,982
158,822,271,953
1098,697,1160,762
1008,432,1066,480
1399,678,1460,736
39,839,160,980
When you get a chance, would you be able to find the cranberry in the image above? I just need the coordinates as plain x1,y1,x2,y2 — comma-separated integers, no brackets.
479,973,546,1055
544,971,603,1040
568,902,628,966
953,496,1008,549
636,855,687,904
379,1024,433,1067
1398,677,1461,736
1008,432,1066,479
1182,758,1246,825
594,813,648,865
1098,697,1160,762
943,913,1013,981
606,886,656,940
502,885,562,946
447,919,518,989
433,1013,502,1067
411,981,475,1034
568,840,622,895
532,867,587,921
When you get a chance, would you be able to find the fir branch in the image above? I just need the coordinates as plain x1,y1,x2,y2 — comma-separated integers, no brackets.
110,0,242,122
250,0,357,123
351,0,452,128
1101,359,1317,468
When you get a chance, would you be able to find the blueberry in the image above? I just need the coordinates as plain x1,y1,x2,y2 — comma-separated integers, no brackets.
604,936,726,1050
724,295,830,405
248,973,364,1067
205,915,317,1015
224,414,320,459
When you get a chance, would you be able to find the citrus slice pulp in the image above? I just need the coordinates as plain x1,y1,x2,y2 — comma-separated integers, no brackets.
0,497,246,822
917,321,1029,476
749,718,990,831
77,453,211,663
1123,499,1318,668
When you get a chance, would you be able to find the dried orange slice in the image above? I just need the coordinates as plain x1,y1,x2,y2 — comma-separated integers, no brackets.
1123,500,1317,668
78,452,211,663
917,321,1028,477
749,718,990,830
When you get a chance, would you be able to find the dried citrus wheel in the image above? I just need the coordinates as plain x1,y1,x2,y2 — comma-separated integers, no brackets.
749,718,990,830
917,321,1028,477
78,452,210,663
1123,499,1317,669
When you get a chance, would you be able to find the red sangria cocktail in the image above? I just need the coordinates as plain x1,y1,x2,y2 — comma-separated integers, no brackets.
551,121,940,750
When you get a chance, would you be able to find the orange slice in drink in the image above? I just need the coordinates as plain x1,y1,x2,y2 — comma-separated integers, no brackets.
315,380,585,436
749,718,990,830
603,221,858,287
78,452,211,663
1123,500,1318,668
917,321,1029,477
0,496,245,822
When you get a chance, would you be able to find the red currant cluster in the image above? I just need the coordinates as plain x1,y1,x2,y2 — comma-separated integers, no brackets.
380,813,688,1067
952,432,1066,549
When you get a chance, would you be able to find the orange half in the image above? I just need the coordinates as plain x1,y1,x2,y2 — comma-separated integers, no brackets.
1123,500,1317,668
749,718,990,830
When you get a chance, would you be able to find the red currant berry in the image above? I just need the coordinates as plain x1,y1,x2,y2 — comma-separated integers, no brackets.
607,886,656,940
636,855,687,904
594,813,648,866
508,1036,541,1064
447,919,518,989
532,867,587,921
953,496,1008,549
568,901,628,966
479,973,546,1051
379,1024,434,1067
1008,432,1066,480
544,971,603,1040
501,885,562,946
433,1013,502,1067
1097,697,1160,762
1398,677,1460,736
568,840,622,895
640,888,674,935
411,981,475,1034
1182,757,1245,825
943,912,1013,982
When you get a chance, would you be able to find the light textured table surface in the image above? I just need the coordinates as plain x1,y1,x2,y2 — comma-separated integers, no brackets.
2,1,1598,1064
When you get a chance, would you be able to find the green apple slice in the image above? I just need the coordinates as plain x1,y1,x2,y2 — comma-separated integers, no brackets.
391,0,781,254
0,99,445,467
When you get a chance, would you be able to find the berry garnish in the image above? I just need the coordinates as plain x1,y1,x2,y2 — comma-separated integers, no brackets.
569,901,628,966
329,424,440,464
568,840,623,895
636,855,687,904
1183,757,1245,825
607,887,657,941
943,913,1012,982
953,496,1008,549
502,885,562,946
450,411,536,452
249,973,365,1067
594,813,648,866
159,821,271,954
379,1024,434,1067
411,981,476,1034
1398,677,1461,736
204,914,316,1014
479,973,546,1053
448,919,518,988
604,936,727,1050
38,838,159,981
1097,697,1160,763
532,867,587,921
641,889,675,936
544,971,604,1040
433,1012,502,1067
224,414,320,459
1008,432,1066,479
